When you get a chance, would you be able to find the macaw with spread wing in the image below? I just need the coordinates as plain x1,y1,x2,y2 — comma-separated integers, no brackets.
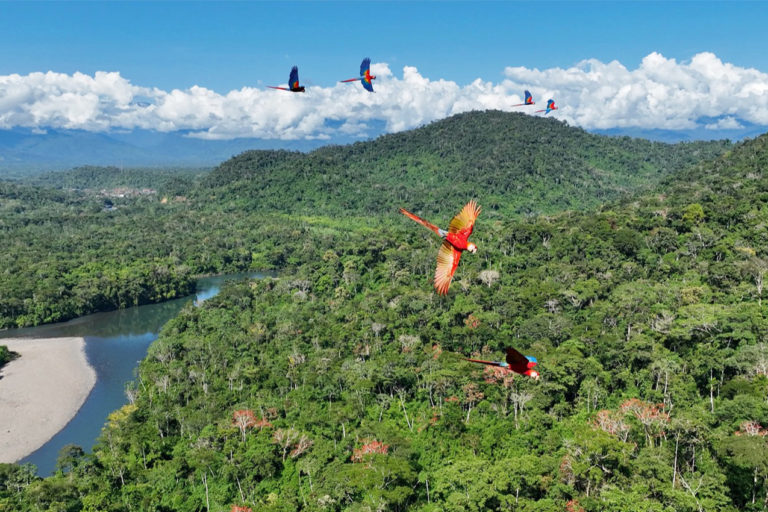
466,347,540,379
399,201,480,295
535,99,557,114
340,57,376,92
513,90,535,107
268,66,305,92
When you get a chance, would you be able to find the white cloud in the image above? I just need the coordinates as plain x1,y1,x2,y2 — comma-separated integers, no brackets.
0,52,767,140
503,52,768,131
705,116,743,130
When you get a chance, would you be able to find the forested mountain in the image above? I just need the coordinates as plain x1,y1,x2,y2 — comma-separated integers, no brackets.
202,111,731,217
0,112,729,329
2,117,768,511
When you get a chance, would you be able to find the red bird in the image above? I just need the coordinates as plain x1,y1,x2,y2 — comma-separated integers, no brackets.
400,200,480,295
466,347,539,380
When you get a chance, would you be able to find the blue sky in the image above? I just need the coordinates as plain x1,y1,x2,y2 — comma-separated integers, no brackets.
1,1,765,91
1,1,767,141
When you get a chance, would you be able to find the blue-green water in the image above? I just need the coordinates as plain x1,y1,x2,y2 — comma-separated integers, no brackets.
0,273,265,475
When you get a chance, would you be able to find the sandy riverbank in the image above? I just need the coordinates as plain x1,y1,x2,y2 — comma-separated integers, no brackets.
0,337,96,464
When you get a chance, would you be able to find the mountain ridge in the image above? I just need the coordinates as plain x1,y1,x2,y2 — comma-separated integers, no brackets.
201,110,732,218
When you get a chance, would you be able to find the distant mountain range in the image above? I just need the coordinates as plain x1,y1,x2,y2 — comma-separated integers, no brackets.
0,116,761,176
592,122,768,143
0,128,329,175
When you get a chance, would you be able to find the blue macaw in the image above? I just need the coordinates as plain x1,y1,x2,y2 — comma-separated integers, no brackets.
340,58,376,92
535,99,558,114
513,90,535,106
268,66,305,92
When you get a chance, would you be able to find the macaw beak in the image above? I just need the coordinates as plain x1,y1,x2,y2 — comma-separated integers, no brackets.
468,244,477,254
529,370,540,380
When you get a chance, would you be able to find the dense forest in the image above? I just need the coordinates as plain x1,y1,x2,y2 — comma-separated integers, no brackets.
5,112,768,511
27,165,208,197
0,113,730,329
0,180,196,327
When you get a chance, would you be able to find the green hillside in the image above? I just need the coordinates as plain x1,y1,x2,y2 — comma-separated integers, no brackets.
0,112,729,329
202,110,730,217
2,126,768,510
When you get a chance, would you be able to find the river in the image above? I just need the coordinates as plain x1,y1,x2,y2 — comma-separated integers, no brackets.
0,272,265,475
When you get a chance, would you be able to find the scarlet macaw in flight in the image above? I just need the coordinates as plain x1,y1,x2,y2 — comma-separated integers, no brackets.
512,90,535,107
268,66,305,92
340,57,376,92
535,99,557,114
466,347,539,379
400,200,480,295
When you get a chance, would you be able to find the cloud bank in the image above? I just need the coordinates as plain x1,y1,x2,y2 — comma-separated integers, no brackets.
0,52,767,140
504,52,768,131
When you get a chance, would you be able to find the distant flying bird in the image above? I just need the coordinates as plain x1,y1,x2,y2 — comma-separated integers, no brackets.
512,90,535,107
268,66,305,92
340,57,376,92
535,99,558,114
400,200,480,295
466,347,540,379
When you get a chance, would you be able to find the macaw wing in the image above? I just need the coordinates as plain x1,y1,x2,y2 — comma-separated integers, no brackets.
524,90,533,104
360,57,371,77
361,78,374,92
505,347,529,367
289,66,300,89
435,241,461,295
448,200,481,234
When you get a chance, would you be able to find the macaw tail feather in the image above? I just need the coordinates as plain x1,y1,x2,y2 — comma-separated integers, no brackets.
464,358,503,367
400,208,442,236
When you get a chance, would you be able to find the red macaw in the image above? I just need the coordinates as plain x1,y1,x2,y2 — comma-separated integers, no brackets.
466,347,539,379
535,99,557,114
400,200,481,295
512,90,535,107
268,66,305,92
340,57,376,92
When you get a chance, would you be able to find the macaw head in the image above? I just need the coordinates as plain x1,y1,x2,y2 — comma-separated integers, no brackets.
527,369,540,380
467,242,477,254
